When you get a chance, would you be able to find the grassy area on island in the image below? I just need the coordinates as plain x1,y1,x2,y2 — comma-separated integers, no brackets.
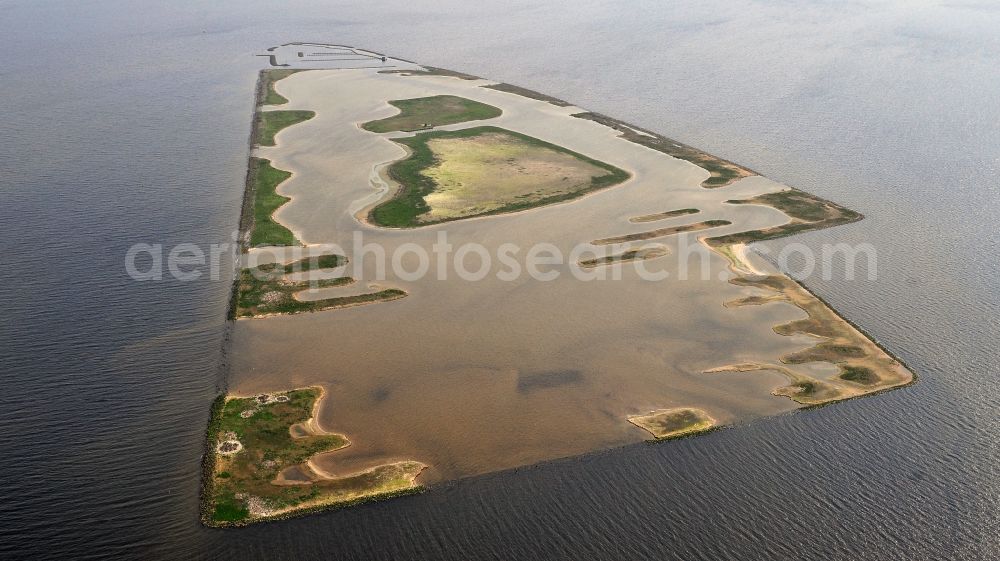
578,246,669,268
247,157,297,247
481,83,571,106
591,220,731,245
235,260,406,318
362,95,502,133
259,69,302,106
782,342,865,364
629,208,700,223
258,253,344,274
705,189,863,246
628,408,716,440
572,112,755,189
839,365,879,385
203,387,425,527
370,126,630,228
256,110,315,147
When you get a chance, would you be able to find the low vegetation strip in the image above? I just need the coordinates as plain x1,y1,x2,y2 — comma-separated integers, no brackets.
260,69,302,106
236,261,405,318
481,83,571,106
256,110,315,147
592,220,731,245
203,387,425,526
369,126,630,228
257,254,344,274
629,208,700,223
361,95,502,133
628,408,716,440
578,246,669,268
378,66,481,80
705,189,862,246
572,112,755,188
248,157,297,247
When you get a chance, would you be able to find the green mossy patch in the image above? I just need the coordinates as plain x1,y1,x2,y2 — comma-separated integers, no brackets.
247,157,297,247
362,95,501,133
256,110,315,147
260,69,303,106
839,365,880,385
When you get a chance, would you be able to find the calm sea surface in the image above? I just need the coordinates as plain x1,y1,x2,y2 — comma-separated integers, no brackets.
1,1,997,559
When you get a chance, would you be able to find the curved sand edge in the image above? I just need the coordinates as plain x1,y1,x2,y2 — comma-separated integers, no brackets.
704,244,915,407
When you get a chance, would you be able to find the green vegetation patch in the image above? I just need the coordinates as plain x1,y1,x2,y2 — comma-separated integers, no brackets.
256,110,315,147
370,126,630,228
248,157,297,247
256,254,344,274
205,388,349,526
706,189,863,246
362,95,502,133
236,260,405,318
378,66,481,80
726,190,852,222
771,377,845,405
203,388,427,526
792,381,819,396
839,365,880,385
260,69,302,106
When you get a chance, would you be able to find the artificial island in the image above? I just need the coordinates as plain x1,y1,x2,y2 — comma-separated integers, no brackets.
203,43,914,526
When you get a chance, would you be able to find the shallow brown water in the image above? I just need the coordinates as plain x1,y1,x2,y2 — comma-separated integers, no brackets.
229,68,864,483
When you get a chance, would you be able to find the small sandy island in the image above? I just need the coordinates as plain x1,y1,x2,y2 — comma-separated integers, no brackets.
628,408,716,440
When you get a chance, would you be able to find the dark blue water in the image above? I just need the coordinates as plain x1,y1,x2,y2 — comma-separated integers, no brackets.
1,1,997,559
